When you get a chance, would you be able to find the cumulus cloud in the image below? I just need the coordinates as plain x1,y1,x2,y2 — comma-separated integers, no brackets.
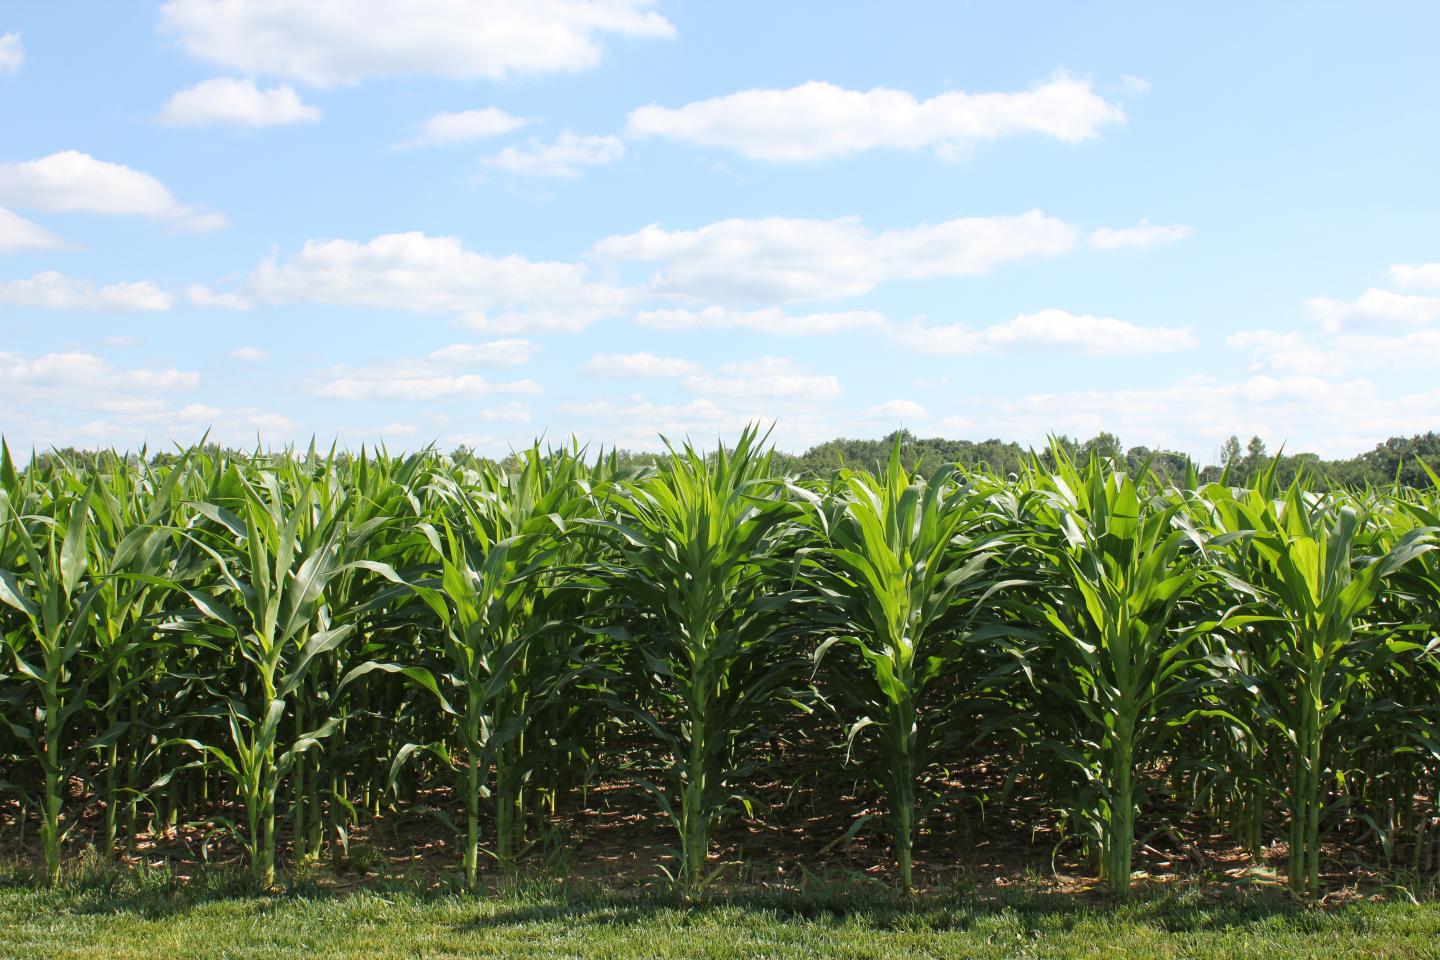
0,32,22,73
309,341,541,401
585,352,699,377
312,369,540,402
187,284,251,310
594,211,1080,302
1306,288,1440,332
0,272,172,311
1230,327,1440,377
1228,331,1339,377
157,0,675,87
625,73,1123,162
0,350,197,396
0,205,65,254
14,407,293,454
981,374,1440,460
557,396,734,441
894,309,1196,355
869,399,927,420
555,393,840,454
580,354,839,400
250,231,632,332
1086,219,1193,251
427,340,536,366
157,77,321,127
0,151,227,231
682,357,841,400
483,132,624,178
635,306,886,335
395,108,531,149
1390,262,1440,291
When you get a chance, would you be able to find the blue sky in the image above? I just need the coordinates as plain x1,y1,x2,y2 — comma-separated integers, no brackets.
2,1,1438,460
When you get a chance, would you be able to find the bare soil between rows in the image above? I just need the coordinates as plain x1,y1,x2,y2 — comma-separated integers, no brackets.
4,751,1422,904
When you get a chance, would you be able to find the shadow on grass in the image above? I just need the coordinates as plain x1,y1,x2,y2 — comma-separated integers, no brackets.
0,860,1386,938
447,884,1320,938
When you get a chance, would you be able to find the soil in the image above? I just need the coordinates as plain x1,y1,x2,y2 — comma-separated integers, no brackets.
1,749,1421,902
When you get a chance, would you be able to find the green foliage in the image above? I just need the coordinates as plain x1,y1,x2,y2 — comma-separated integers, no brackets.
586,426,809,888
803,441,1019,891
2,432,1439,902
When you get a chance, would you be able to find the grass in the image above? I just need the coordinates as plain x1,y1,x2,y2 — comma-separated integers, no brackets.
3,866,1440,959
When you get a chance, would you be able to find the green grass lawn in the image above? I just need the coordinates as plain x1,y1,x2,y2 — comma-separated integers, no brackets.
3,869,1440,960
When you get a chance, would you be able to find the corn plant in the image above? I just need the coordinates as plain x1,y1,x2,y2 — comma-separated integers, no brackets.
81,453,192,858
166,463,353,887
2,431,1439,895
588,427,807,888
804,445,1019,891
0,445,96,884
1202,476,1433,895
350,448,588,887
1015,454,1215,895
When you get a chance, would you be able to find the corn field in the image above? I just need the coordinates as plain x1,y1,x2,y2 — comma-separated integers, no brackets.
2,428,1439,899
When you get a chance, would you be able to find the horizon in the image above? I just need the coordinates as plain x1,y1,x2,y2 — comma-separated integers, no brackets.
3,3,1439,461
4,425,1429,475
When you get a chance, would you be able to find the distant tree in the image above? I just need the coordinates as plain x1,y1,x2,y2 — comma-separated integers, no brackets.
1240,436,1270,481
1126,446,1194,486
1219,436,1243,471
1357,432,1440,486
1080,431,1124,465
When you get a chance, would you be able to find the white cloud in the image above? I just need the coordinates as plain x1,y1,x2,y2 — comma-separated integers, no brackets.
981,374,1440,460
0,205,65,254
157,0,675,87
427,339,536,366
895,309,1196,355
594,211,1079,302
158,77,321,127
91,281,172,312
0,33,22,73
682,357,841,400
555,394,838,453
1306,288,1440,332
1118,75,1150,94
188,284,251,309
625,73,1123,162
557,396,734,442
0,151,227,231
1086,219,1193,251
229,346,269,361
309,344,543,401
250,231,632,332
14,400,293,453
483,132,624,178
0,350,197,396
396,108,531,149
1227,331,1338,377
313,372,539,402
581,353,841,400
0,272,172,311
931,415,971,435
869,399,927,420
586,352,699,377
635,305,886,335
1390,262,1440,292
1230,327,1440,377
453,403,532,423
